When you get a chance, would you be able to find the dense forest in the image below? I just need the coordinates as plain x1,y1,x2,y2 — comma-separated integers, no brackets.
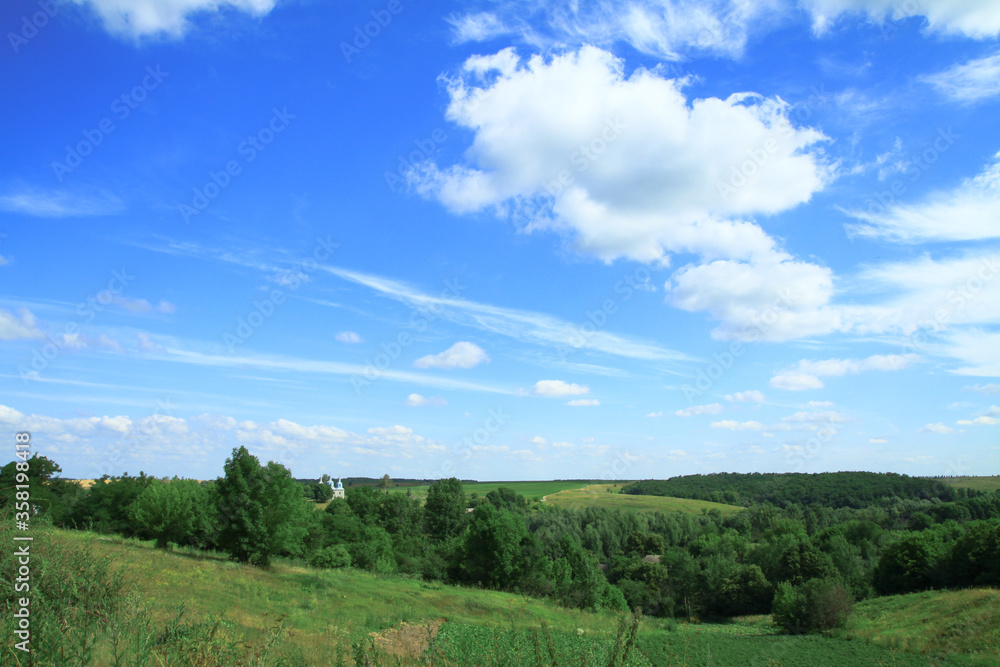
4,451,999,635
622,472,957,508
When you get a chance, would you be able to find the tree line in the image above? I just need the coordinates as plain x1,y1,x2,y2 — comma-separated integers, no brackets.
2,451,998,634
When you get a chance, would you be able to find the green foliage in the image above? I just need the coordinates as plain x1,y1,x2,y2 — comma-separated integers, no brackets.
484,486,530,513
623,472,955,509
425,477,468,540
776,541,836,585
308,544,352,569
718,564,772,616
946,519,1000,587
463,503,529,589
214,447,312,567
873,533,940,595
0,454,80,525
772,578,853,634
67,472,155,535
127,478,211,549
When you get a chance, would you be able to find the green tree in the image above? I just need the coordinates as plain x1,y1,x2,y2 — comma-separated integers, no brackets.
216,447,268,565
873,534,938,595
215,448,312,567
776,541,835,585
346,485,383,522
462,503,528,589
127,478,210,549
0,454,78,525
718,564,772,616
425,477,467,540
378,473,391,493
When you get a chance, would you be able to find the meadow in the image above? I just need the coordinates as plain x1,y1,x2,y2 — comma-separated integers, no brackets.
391,480,600,501
543,483,744,515
935,476,1000,493
8,527,994,666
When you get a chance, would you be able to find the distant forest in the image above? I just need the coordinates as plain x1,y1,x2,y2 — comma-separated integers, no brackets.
623,472,956,509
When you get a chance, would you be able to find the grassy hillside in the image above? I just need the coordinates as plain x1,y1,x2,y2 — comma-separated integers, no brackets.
840,588,1000,664
49,528,622,664
14,528,995,665
543,484,744,515
935,476,1000,493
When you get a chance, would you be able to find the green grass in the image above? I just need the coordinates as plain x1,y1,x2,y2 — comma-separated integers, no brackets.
431,615,956,666
636,620,946,666
389,480,602,502
54,528,628,664
33,529,999,666
839,588,1000,665
543,484,744,515
934,476,1000,493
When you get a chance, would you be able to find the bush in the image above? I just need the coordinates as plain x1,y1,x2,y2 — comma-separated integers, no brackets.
772,578,852,634
309,545,352,569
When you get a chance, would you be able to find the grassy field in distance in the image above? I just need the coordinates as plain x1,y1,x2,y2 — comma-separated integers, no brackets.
543,483,744,515
389,479,601,501
934,476,1000,493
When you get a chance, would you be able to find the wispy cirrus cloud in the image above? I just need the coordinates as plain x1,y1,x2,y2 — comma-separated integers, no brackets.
0,188,123,218
323,265,690,363
920,50,1000,103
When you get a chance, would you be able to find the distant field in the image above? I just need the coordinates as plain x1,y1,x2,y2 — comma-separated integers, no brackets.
390,479,600,501
544,484,744,515
934,476,1000,493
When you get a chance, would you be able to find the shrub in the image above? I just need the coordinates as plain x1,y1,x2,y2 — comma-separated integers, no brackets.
309,545,352,569
772,578,852,634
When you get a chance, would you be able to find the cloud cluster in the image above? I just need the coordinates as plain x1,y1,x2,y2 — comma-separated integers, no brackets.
72,0,278,39
771,354,918,390
803,0,1000,39
675,403,722,416
532,380,589,396
413,47,839,341
414,341,490,369
405,393,448,407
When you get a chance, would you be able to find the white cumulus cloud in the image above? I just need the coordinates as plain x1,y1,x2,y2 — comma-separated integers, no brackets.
532,380,590,396
414,341,490,369
675,403,723,416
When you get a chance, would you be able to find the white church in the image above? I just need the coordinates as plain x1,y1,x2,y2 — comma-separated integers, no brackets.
328,478,345,499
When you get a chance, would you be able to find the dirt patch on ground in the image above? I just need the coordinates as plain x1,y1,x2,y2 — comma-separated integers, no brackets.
368,619,444,662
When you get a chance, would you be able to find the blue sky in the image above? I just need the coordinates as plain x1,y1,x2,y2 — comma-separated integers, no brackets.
2,0,999,481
